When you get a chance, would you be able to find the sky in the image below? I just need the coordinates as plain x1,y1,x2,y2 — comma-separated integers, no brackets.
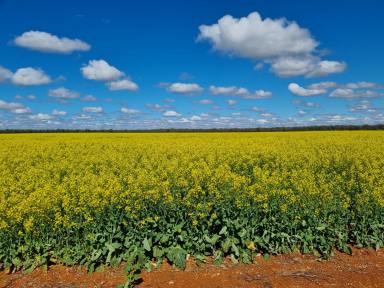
0,0,383,129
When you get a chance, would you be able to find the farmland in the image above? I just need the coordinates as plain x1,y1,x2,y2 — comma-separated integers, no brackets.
0,132,383,285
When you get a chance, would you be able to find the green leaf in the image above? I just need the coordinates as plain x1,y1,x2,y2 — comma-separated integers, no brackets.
143,238,151,252
153,246,164,258
263,253,270,261
316,225,326,231
166,246,187,270
231,243,240,257
219,226,227,235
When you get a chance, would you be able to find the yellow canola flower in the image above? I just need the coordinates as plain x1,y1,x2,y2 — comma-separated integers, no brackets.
0,131,383,231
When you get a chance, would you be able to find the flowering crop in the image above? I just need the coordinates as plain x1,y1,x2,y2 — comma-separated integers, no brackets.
0,132,383,284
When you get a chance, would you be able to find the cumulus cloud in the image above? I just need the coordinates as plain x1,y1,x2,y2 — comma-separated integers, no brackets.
210,85,271,99
29,113,54,121
14,31,90,54
288,83,326,96
344,81,380,89
11,67,51,86
292,99,321,109
121,107,141,114
308,81,337,90
330,88,384,98
82,95,97,102
48,87,80,99
0,66,13,82
197,99,213,105
250,106,264,112
298,110,307,116
164,82,203,95
82,106,103,113
227,100,237,106
260,113,274,118
270,56,346,78
198,12,346,78
107,79,139,91
291,81,384,99
81,60,124,81
198,12,316,59
145,103,173,112
307,60,346,77
163,110,181,117
0,100,31,114
14,94,36,101
349,100,377,113
190,115,202,121
52,109,67,116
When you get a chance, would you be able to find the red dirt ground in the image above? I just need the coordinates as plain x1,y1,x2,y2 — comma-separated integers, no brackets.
1,248,383,288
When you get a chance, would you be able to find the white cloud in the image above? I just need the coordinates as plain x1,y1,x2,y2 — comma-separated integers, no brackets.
293,100,320,108
269,56,315,77
344,81,379,89
308,81,337,90
82,95,97,102
0,66,13,82
197,99,213,105
288,83,326,96
107,79,139,91
227,100,237,105
14,94,36,100
298,110,307,116
12,108,31,114
121,107,140,114
307,60,346,77
82,106,103,113
52,109,67,116
210,85,271,99
73,114,92,120
250,90,272,99
349,100,377,113
166,83,203,95
163,110,181,117
81,60,124,81
146,103,169,112
329,88,384,98
14,31,90,54
48,87,80,99
190,115,202,121
198,12,345,78
29,113,54,121
210,85,248,96
270,56,346,78
0,100,31,114
256,119,269,124
198,12,317,60
292,81,384,99
11,67,51,86
250,106,264,112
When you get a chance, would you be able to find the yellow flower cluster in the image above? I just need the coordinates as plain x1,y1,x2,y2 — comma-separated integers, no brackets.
0,131,383,233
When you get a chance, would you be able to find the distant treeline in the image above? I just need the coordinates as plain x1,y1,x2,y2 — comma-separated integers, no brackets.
1,124,384,134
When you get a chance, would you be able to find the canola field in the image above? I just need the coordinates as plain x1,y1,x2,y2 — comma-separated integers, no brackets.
0,132,383,274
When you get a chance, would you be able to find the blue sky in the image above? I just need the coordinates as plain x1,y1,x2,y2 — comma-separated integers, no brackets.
0,0,383,129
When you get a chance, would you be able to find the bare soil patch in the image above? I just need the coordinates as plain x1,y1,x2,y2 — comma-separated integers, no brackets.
1,248,383,288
